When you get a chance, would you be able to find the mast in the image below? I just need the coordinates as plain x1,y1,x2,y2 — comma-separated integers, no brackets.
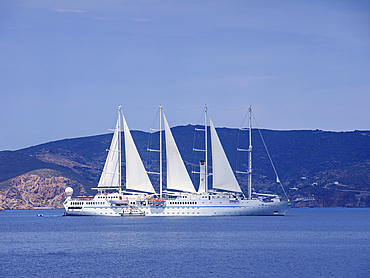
159,105,163,199
236,106,253,198
193,104,209,193
147,105,163,196
248,106,252,199
118,106,122,193
204,105,208,193
95,106,122,192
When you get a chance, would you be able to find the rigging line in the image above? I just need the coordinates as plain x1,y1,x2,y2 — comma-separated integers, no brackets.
236,110,250,173
191,105,206,183
191,105,208,190
239,112,249,131
191,114,205,188
148,108,160,132
252,112,288,199
196,106,206,126
145,129,152,171
146,107,161,187
121,105,159,111
164,106,204,111
167,106,205,128
192,125,198,186
207,105,250,111
236,125,243,175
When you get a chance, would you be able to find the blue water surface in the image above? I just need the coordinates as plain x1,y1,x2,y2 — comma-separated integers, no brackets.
0,208,369,278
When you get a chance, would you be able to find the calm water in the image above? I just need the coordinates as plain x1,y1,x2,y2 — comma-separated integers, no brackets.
0,208,369,278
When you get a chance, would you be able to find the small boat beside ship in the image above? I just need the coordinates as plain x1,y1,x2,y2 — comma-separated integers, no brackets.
63,105,309,216
121,206,145,216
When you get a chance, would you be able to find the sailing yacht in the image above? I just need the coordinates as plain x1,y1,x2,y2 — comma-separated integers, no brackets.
63,106,156,216
140,106,304,216
63,105,308,216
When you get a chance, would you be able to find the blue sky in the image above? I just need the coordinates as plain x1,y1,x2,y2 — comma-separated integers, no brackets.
1,0,369,150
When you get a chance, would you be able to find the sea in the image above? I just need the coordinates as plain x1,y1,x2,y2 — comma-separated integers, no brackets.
0,208,369,278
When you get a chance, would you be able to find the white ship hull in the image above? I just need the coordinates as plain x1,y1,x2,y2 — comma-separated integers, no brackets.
142,200,298,216
63,192,142,216
64,206,122,216
63,199,124,216
63,193,300,217
141,194,299,216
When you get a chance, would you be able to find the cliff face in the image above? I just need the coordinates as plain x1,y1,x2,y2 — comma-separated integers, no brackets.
0,169,85,210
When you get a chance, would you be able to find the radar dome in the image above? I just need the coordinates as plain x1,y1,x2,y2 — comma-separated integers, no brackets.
65,187,73,196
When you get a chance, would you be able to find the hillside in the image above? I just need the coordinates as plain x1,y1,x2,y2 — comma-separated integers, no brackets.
1,127,370,210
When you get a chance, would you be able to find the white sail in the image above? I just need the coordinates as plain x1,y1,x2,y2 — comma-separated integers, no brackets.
123,114,156,194
98,116,121,188
210,117,242,193
164,113,196,193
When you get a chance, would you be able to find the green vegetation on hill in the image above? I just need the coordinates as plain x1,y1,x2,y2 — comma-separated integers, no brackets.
0,151,69,184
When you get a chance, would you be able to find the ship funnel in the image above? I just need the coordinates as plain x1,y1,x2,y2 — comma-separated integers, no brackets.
198,161,206,193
